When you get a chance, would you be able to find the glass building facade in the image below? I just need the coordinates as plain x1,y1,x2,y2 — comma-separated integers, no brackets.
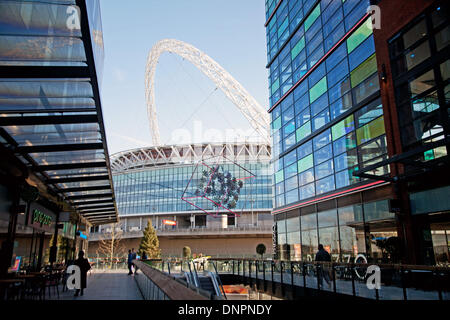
0,0,116,276
110,143,273,218
114,162,272,215
266,0,394,264
267,0,385,210
266,0,450,266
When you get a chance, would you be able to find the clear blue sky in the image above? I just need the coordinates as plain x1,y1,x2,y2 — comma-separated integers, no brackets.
99,0,269,154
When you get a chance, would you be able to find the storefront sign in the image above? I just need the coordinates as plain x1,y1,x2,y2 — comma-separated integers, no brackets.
28,203,56,232
163,219,177,226
272,223,278,259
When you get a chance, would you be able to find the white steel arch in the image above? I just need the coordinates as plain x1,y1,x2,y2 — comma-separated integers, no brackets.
145,39,270,146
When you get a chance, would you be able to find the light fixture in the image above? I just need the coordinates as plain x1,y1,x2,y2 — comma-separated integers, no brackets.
380,64,387,82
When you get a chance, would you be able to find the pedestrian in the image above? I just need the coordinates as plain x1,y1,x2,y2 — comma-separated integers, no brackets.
142,251,148,260
315,244,331,288
127,249,133,275
74,251,91,297
131,248,137,274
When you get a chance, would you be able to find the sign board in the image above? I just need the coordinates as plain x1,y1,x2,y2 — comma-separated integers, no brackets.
9,256,22,272
28,202,56,232
272,223,278,260
163,219,177,226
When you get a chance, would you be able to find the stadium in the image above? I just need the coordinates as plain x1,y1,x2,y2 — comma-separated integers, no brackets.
88,142,273,257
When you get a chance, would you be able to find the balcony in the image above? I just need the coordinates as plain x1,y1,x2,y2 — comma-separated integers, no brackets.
89,225,272,241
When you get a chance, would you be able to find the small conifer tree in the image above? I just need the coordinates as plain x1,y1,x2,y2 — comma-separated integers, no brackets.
138,219,161,258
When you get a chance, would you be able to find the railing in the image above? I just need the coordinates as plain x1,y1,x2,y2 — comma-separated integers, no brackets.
89,225,272,240
142,259,226,299
89,257,127,270
206,258,450,300
133,260,209,300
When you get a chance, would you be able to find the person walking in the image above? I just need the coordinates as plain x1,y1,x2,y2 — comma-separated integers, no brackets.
127,249,133,275
131,248,137,274
141,251,148,260
74,251,91,297
315,244,331,288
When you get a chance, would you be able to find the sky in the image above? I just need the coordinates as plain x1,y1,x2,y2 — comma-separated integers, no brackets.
99,0,270,155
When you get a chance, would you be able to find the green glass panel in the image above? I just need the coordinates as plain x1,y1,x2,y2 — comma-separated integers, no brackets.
351,54,378,88
272,116,282,131
275,170,284,184
356,116,385,145
296,122,311,142
298,154,314,173
291,36,305,60
332,115,355,141
424,149,435,161
347,18,373,54
271,78,280,94
305,4,321,32
309,76,327,103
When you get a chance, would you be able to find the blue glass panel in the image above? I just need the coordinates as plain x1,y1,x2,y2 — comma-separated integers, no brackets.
313,129,331,150
297,140,313,159
312,108,330,131
314,144,333,165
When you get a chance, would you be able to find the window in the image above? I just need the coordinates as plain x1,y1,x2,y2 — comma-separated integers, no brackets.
309,76,327,103
304,4,321,31
286,188,299,204
332,115,355,141
350,54,377,88
275,170,284,184
405,41,431,71
297,140,313,159
349,34,376,71
316,175,335,194
291,36,306,60
315,159,334,180
355,102,383,128
313,129,331,150
299,168,315,185
346,18,373,54
312,108,330,131
298,154,314,173
314,144,333,165
333,131,357,155
354,73,380,104
300,183,315,200
296,121,311,142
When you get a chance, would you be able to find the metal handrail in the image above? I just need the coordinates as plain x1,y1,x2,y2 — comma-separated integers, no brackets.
212,261,227,300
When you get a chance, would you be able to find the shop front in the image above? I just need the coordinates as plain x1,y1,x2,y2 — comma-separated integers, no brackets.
410,185,450,266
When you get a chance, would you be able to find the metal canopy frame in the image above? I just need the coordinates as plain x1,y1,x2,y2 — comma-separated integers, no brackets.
0,0,118,224
353,136,450,182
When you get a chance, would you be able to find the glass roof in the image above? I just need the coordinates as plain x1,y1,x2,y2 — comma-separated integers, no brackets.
0,0,117,224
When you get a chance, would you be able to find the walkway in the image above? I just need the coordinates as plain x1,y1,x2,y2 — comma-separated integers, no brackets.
55,269,143,300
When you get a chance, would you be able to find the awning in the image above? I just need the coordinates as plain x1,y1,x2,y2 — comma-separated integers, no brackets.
0,0,117,225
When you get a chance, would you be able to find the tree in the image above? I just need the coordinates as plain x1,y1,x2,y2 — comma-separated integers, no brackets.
182,246,192,259
138,219,161,259
96,223,125,269
256,243,266,259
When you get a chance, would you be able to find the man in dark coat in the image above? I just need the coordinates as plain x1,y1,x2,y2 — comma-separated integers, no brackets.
74,251,91,297
315,244,331,288
127,249,133,275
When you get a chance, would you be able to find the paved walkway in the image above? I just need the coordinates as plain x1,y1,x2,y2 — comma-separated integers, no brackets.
54,269,143,300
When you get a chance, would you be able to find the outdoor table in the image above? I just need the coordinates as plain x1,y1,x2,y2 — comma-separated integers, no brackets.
0,279,25,300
